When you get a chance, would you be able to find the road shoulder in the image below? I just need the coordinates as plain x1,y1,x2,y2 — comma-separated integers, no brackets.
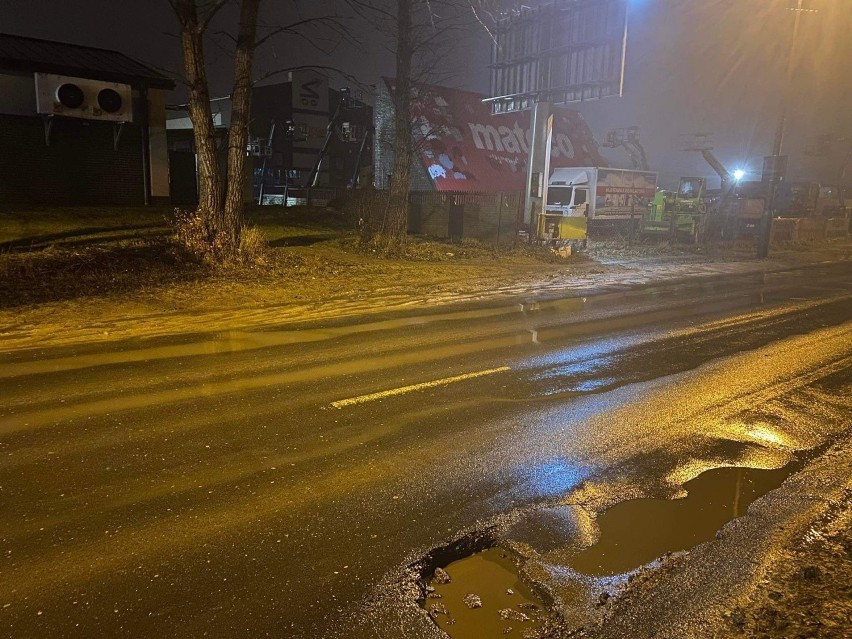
580,430,852,639
1,243,849,354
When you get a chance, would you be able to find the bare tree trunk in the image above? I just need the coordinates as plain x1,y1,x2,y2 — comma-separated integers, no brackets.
222,0,262,257
385,0,413,248
176,0,223,242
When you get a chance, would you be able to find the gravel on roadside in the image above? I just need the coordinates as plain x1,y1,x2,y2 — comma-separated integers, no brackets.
720,489,852,639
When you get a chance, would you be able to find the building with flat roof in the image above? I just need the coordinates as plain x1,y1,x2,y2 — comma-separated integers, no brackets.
166,70,373,205
0,33,174,205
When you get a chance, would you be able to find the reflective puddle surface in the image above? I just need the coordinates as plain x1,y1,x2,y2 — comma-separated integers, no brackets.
421,547,546,637
569,463,796,576
420,460,807,636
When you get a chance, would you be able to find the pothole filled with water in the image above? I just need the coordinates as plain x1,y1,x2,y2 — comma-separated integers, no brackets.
416,454,817,637
569,462,799,576
420,546,547,637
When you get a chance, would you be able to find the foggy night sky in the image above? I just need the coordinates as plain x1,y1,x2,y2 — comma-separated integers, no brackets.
1,0,850,190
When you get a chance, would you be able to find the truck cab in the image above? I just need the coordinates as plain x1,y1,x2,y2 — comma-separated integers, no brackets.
546,168,591,217
547,184,589,217
541,168,593,243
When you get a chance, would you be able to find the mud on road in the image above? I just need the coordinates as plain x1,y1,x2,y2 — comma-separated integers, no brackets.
719,489,852,639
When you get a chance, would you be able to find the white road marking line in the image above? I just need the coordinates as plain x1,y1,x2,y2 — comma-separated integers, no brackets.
330,366,511,409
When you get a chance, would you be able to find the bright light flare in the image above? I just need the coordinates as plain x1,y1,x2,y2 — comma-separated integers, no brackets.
733,169,746,181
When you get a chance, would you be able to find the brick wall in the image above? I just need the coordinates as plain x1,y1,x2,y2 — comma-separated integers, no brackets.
374,82,434,191
0,114,145,205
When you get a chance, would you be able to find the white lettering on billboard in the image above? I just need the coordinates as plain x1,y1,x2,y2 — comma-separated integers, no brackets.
468,122,575,159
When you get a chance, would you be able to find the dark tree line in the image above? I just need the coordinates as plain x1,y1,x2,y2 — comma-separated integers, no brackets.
168,0,498,261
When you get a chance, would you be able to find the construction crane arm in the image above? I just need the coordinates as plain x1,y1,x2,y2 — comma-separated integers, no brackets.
625,142,650,171
700,149,731,185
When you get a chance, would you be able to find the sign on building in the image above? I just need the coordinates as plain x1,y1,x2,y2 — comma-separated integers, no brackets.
289,70,330,182
291,71,328,114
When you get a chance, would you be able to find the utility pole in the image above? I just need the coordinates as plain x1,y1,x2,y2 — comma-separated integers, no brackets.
838,139,852,212
758,0,815,258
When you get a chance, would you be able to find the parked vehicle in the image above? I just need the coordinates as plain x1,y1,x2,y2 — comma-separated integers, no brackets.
542,167,658,242
643,177,707,240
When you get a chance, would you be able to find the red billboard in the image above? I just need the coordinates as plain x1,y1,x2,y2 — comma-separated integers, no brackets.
394,80,606,193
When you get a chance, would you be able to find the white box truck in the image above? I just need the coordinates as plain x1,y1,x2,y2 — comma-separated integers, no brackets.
539,167,657,243
546,167,658,219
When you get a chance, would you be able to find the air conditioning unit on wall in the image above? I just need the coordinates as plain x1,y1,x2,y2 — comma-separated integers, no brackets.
35,72,134,123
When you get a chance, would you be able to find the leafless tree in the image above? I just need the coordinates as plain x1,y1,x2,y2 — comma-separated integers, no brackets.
168,0,497,259
168,0,355,261
353,0,500,253
171,0,226,255
169,0,260,261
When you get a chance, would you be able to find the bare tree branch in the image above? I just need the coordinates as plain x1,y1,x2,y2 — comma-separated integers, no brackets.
255,15,344,48
200,0,232,30
468,2,497,43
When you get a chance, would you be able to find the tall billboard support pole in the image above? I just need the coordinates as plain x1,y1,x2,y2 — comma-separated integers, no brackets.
525,100,553,239
489,0,629,242
524,102,544,225
541,109,554,239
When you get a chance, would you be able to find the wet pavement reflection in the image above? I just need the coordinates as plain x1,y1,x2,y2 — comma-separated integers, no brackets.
0,263,849,638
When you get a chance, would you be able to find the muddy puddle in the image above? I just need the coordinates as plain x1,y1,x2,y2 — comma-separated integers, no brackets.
418,459,808,636
569,463,797,576
421,547,546,637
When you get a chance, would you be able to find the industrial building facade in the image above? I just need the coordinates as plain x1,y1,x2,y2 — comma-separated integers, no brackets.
0,33,174,206
166,70,373,204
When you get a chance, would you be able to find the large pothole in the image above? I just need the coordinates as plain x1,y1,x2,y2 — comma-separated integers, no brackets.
415,459,807,638
569,462,799,576
421,546,548,637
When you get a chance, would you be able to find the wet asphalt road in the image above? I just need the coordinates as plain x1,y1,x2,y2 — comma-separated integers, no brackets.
1,262,851,638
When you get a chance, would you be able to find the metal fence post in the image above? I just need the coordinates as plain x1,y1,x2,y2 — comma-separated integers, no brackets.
629,197,636,247
669,205,678,244
515,193,523,248
496,192,504,249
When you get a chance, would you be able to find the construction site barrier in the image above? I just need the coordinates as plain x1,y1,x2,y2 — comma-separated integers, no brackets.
796,218,827,242
258,186,351,207
824,217,850,240
769,218,798,244
770,217,850,244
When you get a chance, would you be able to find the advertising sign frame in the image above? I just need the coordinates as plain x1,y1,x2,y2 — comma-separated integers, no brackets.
486,0,629,114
